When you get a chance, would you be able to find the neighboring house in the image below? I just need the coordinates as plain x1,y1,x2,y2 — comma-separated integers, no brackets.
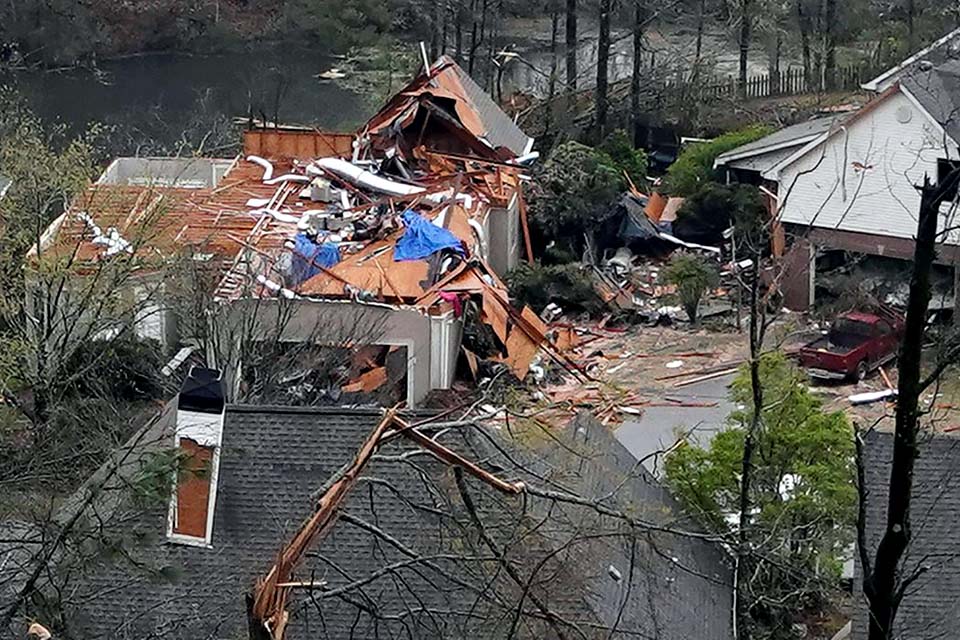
716,58,960,311
28,369,734,640
28,57,537,407
854,430,960,638
861,26,960,93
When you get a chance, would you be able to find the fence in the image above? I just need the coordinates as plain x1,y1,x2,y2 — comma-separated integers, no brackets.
700,63,882,101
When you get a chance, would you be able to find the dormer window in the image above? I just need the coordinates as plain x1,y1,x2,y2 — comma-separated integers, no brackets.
167,367,225,547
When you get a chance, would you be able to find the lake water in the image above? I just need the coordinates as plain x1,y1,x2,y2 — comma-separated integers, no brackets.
4,47,367,154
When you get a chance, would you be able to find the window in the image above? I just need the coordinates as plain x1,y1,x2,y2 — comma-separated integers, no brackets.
937,159,960,202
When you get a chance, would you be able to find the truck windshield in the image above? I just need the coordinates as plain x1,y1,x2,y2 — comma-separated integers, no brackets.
828,319,873,349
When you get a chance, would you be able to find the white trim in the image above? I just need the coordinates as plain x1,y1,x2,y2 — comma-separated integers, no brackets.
862,27,960,91
522,137,536,157
713,134,822,169
165,432,222,548
376,337,418,408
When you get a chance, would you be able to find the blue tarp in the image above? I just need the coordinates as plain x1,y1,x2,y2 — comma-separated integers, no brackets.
291,233,340,284
394,210,464,262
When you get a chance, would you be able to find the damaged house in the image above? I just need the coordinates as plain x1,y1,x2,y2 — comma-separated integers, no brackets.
715,38,960,312
30,368,734,639
28,56,552,407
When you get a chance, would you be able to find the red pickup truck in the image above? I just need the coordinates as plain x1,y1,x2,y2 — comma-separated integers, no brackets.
798,310,904,381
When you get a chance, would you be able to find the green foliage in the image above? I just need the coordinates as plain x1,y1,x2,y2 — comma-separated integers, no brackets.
529,141,624,256
666,125,773,196
665,353,855,636
64,335,166,402
283,0,392,51
661,253,718,323
131,448,183,509
506,262,604,316
674,182,768,245
597,129,648,186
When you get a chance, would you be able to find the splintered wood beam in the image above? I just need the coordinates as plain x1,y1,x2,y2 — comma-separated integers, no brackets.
250,407,400,640
392,418,524,495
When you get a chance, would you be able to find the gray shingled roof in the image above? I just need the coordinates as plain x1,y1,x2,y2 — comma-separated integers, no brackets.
854,430,960,639
28,405,732,640
448,60,533,156
902,59,960,144
714,116,843,168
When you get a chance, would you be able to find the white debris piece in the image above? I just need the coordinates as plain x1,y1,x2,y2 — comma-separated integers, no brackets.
666,360,684,369
77,211,133,256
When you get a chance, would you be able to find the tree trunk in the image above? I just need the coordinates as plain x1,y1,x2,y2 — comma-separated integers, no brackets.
546,5,560,137
441,0,450,54
695,0,705,66
823,0,836,91
430,0,441,60
630,1,645,146
797,0,812,88
455,0,464,62
864,177,941,640
468,0,479,74
738,0,752,98
595,0,612,140
907,0,916,52
736,252,765,640
565,0,578,90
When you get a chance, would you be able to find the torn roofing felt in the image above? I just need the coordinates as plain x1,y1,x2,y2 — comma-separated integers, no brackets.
51,406,733,640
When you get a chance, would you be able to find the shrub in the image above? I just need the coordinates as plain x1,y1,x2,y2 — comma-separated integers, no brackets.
666,125,772,196
506,262,604,316
661,252,719,324
597,129,648,186
674,182,767,245
529,141,624,257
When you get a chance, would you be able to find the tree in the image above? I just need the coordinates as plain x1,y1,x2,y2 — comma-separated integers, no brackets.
859,176,951,640
597,128,649,185
666,125,772,196
737,0,753,98
674,182,766,244
630,0,647,145
594,0,613,139
565,0,577,90
528,141,624,257
661,253,719,324
666,353,856,637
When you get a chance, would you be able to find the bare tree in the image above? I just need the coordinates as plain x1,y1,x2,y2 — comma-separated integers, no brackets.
595,0,613,139
565,0,578,90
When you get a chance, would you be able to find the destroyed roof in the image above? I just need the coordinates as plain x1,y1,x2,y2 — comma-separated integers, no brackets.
364,56,534,158
901,59,960,144
853,430,960,639
863,26,960,92
56,405,732,640
713,115,844,171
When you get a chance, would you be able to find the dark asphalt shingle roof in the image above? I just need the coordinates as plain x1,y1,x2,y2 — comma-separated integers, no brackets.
36,406,732,640
854,430,960,639
902,59,960,144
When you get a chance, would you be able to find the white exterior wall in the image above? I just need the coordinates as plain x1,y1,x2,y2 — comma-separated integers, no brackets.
778,90,960,243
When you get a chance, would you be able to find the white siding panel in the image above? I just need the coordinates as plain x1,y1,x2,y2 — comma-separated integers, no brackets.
778,90,960,244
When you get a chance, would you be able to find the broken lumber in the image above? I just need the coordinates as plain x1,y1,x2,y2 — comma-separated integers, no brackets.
672,368,739,388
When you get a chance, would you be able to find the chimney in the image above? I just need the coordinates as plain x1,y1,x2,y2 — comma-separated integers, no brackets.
168,367,225,545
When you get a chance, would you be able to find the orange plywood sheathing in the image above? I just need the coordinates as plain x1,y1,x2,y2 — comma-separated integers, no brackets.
173,438,213,538
462,346,479,379
645,192,668,223
517,190,535,263
500,325,540,379
342,366,388,393
482,287,510,345
242,129,354,159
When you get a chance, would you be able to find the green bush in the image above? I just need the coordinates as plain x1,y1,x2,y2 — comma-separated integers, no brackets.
597,129,648,186
666,125,772,196
661,252,719,324
529,141,624,257
506,262,604,316
674,182,767,245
